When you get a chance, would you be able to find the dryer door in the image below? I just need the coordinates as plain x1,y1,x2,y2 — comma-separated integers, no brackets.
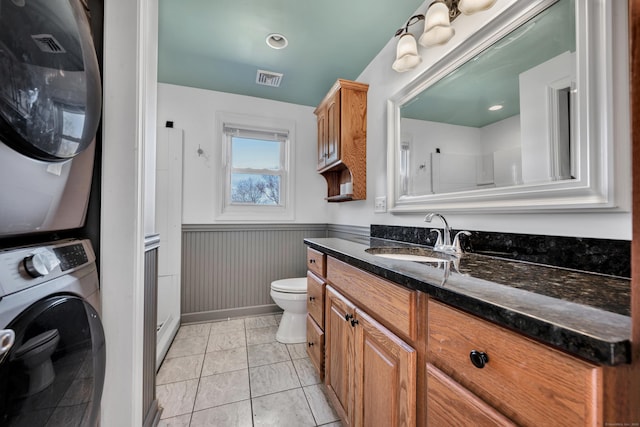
0,0,101,161
0,295,105,426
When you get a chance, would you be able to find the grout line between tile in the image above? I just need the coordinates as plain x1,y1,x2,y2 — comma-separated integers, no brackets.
188,324,211,424
243,319,256,427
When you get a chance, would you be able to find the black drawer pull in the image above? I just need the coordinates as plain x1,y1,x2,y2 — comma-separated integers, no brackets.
344,313,353,322
308,342,314,347
350,319,359,327
309,296,316,302
309,259,316,264
470,350,489,369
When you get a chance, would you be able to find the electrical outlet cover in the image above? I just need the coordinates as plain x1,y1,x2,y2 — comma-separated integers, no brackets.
374,196,387,213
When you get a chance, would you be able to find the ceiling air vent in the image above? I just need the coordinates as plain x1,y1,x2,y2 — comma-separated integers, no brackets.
256,70,283,87
31,34,66,53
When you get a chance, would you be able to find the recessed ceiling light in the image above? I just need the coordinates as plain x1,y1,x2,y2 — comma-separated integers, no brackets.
266,33,288,50
488,104,503,111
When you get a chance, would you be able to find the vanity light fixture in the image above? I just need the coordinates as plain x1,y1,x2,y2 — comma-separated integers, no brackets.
392,0,496,72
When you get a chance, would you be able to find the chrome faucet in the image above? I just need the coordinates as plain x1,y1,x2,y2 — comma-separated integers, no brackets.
424,213,470,256
424,213,451,250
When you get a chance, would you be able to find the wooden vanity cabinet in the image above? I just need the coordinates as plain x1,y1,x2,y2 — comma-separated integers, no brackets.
314,79,368,202
324,257,420,427
427,299,602,426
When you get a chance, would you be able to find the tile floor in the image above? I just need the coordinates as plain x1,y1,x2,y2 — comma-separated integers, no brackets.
156,314,342,427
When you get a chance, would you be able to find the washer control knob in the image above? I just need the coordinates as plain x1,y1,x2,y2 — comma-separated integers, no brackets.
23,253,50,278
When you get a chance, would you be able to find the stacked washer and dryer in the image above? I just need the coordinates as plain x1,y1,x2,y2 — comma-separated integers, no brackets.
0,0,105,425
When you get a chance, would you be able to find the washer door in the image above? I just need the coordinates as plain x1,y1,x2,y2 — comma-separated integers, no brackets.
0,295,105,426
0,0,101,161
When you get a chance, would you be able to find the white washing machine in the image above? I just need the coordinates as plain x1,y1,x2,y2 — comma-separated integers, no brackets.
0,239,105,426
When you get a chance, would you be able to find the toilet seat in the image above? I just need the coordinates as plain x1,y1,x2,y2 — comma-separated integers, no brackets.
271,278,306,293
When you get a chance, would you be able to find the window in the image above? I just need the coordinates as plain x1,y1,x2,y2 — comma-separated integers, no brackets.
217,113,295,220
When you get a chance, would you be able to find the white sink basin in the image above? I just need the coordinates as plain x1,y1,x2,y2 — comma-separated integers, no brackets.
365,247,450,263
371,253,446,263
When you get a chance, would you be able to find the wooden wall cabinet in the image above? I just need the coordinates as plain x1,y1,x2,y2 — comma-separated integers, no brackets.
314,79,368,202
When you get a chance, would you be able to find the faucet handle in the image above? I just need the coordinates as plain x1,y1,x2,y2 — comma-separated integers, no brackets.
429,229,442,248
452,231,471,254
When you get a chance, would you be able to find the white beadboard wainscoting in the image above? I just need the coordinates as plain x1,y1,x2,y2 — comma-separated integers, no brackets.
180,223,368,323
143,235,161,427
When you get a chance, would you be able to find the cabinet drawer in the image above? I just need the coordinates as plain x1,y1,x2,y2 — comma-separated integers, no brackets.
307,272,325,328
307,248,326,277
428,300,601,426
327,257,416,341
307,315,324,379
427,363,516,427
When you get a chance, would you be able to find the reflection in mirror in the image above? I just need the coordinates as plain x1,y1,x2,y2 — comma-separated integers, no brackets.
399,0,575,197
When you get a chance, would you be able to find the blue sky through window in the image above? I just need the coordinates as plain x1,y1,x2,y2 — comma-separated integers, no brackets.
232,137,280,169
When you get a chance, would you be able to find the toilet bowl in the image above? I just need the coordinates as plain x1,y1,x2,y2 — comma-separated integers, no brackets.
270,278,307,344
14,329,60,396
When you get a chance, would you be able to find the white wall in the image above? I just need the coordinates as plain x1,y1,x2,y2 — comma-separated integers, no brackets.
157,83,328,224
101,0,157,424
327,0,632,240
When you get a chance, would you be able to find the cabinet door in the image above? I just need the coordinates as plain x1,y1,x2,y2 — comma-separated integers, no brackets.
306,315,324,379
427,363,516,427
325,286,356,424
354,309,416,427
316,105,327,169
325,89,341,167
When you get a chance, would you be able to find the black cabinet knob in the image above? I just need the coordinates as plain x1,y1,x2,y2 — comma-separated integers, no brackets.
470,350,489,369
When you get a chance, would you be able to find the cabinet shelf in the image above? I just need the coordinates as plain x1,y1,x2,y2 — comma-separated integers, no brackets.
325,194,354,203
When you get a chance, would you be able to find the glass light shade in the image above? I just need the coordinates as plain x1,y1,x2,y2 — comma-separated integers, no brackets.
419,25,455,47
419,2,455,47
457,0,497,15
392,33,422,72
423,2,451,31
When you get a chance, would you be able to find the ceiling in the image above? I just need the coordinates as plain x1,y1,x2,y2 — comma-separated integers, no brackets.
157,0,425,108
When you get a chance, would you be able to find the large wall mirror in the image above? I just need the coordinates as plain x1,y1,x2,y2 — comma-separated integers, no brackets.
387,0,630,213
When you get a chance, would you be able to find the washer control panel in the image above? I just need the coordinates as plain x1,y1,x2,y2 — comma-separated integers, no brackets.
54,244,89,271
0,239,96,298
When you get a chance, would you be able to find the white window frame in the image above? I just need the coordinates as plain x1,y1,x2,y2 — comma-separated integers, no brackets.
216,112,295,221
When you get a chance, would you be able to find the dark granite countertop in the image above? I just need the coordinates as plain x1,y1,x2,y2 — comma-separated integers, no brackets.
303,237,631,366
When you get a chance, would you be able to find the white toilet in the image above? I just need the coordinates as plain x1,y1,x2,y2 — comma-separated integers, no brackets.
270,277,307,344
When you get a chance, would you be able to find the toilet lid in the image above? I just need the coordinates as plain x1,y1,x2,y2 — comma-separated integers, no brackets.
271,278,307,293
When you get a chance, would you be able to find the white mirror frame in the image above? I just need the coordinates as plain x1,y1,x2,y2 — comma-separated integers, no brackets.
386,0,630,213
